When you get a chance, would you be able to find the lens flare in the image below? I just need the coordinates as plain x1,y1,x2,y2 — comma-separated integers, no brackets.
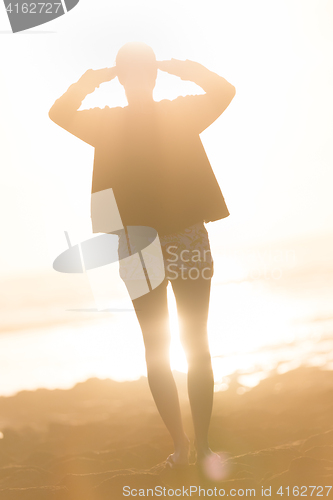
201,451,231,482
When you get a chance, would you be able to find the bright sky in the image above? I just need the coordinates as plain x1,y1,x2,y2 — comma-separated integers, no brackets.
1,0,333,277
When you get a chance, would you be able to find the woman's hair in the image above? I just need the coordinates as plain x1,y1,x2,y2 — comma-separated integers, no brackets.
116,42,157,87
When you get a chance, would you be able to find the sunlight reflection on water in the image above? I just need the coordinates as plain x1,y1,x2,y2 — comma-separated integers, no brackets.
0,246,332,396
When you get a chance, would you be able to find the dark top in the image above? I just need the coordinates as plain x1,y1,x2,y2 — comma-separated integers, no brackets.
49,66,233,236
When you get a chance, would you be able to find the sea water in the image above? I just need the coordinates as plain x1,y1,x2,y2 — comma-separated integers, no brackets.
0,234,332,397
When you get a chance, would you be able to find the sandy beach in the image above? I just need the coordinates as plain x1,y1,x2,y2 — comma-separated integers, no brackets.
0,366,332,499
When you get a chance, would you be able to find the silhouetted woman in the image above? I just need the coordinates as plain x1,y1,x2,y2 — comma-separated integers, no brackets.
49,42,235,468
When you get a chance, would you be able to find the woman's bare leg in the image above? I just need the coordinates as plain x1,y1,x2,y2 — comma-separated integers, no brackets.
132,281,190,463
171,276,214,458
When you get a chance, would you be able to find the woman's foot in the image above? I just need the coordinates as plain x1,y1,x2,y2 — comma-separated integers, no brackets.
197,447,222,463
166,436,190,468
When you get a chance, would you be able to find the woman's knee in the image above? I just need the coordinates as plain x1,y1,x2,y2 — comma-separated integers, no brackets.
184,342,212,370
145,344,171,371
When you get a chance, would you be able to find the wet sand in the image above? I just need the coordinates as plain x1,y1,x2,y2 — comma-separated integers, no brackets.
0,367,332,499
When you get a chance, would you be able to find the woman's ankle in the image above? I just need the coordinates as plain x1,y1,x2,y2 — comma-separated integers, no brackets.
174,434,190,452
194,440,211,459
168,435,190,465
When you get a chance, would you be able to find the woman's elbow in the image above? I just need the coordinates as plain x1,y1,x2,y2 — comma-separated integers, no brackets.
48,105,65,126
48,106,57,123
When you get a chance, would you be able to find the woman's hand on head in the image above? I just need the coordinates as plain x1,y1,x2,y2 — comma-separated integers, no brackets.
157,59,203,81
157,59,184,75
78,67,117,94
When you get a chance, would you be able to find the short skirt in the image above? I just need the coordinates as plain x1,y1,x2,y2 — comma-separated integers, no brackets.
118,221,214,283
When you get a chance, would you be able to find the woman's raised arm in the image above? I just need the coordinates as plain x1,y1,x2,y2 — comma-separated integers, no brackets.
157,59,235,133
48,67,117,146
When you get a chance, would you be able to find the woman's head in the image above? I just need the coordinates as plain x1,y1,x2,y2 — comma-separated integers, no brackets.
116,42,157,93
